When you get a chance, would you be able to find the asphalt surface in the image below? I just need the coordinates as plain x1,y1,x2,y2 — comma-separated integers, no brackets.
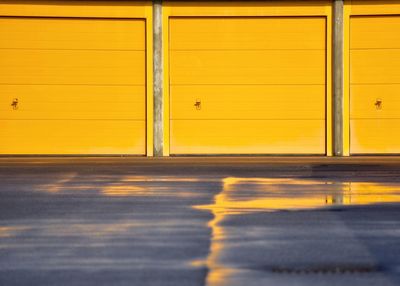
0,157,400,286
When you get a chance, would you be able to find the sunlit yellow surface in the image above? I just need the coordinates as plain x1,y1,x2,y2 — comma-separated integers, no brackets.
169,17,326,154
165,1,332,16
170,120,326,154
163,1,333,156
0,1,151,18
350,15,400,154
0,15,146,154
349,0,400,15
171,85,325,120
194,177,400,285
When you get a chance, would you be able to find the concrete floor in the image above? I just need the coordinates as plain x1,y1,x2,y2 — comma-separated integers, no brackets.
0,157,400,286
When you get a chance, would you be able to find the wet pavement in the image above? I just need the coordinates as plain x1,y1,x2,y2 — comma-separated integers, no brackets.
0,157,400,286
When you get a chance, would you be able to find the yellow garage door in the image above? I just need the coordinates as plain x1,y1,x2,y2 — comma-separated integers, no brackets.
0,17,146,154
169,17,326,154
350,16,400,154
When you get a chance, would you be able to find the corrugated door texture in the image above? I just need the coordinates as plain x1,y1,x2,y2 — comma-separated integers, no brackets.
0,18,146,154
350,16,400,154
169,17,326,154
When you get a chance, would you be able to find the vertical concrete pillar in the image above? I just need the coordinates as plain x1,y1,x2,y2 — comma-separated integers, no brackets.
153,0,163,156
333,0,344,156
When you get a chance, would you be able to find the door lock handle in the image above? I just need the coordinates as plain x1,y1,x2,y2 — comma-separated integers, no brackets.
375,99,382,110
194,99,201,110
11,98,18,110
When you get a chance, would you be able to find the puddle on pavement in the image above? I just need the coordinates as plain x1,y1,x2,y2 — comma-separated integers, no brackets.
37,175,206,197
193,177,400,286
195,177,400,214
101,177,204,197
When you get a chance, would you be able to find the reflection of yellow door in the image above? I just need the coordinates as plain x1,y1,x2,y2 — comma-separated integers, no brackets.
169,17,326,154
0,18,146,154
350,16,400,154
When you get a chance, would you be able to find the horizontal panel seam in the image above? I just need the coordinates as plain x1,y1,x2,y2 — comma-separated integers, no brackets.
350,48,400,50
350,118,400,120
0,119,146,121
350,83,400,85
170,83,325,86
170,119,325,121
0,48,145,51
0,84,145,86
170,49,325,51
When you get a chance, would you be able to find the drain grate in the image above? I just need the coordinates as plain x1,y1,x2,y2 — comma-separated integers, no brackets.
270,264,382,275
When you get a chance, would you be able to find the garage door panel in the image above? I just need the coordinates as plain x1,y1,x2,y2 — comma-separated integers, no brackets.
170,16,326,154
170,120,326,154
350,15,400,154
351,119,400,154
0,17,146,155
0,120,146,154
0,18,145,50
351,16,400,49
170,17,326,50
170,50,325,85
351,85,400,119
1,50,145,85
351,50,400,84
0,85,145,120
170,85,325,119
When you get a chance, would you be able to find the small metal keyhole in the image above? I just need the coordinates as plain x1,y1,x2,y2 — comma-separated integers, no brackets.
11,98,18,110
375,99,382,110
194,99,201,110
